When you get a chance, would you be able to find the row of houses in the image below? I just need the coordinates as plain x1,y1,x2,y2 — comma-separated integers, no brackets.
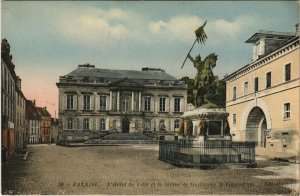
1,39,58,160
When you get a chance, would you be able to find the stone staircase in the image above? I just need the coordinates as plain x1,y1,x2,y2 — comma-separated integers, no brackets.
85,132,158,145
103,132,155,140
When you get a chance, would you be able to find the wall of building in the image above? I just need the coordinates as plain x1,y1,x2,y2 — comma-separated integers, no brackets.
226,38,299,153
15,91,26,150
40,117,51,143
1,59,16,156
58,83,187,141
29,120,40,144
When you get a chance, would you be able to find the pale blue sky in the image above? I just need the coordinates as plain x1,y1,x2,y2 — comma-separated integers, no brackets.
2,1,298,116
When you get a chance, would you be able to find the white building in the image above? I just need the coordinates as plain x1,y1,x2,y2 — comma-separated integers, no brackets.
56,64,188,141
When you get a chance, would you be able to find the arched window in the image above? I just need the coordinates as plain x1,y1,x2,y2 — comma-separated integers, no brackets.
83,118,89,130
159,120,166,131
100,118,106,131
174,119,180,130
67,118,73,130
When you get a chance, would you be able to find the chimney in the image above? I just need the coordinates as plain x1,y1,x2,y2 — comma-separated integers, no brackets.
16,77,21,90
33,100,36,106
296,23,299,36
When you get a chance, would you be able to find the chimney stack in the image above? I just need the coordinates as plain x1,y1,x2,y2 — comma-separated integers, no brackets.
33,100,36,106
296,23,299,36
16,76,21,90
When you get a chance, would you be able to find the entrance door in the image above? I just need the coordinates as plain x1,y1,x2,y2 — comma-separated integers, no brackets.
122,118,129,133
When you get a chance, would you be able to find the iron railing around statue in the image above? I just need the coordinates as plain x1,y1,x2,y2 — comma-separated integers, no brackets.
159,140,255,166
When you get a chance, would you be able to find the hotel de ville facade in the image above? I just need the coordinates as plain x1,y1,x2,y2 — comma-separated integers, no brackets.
56,65,187,141
224,25,299,153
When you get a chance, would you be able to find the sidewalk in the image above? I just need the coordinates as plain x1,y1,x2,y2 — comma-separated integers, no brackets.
255,147,299,163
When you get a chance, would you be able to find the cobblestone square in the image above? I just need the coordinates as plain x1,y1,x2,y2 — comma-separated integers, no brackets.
2,144,299,195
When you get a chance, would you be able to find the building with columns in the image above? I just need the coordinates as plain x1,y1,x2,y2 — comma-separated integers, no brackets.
224,25,299,153
56,64,187,141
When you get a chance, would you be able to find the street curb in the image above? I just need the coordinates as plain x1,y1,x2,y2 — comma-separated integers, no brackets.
23,151,29,161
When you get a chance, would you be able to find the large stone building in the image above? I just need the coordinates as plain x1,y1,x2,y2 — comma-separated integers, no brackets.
56,64,187,141
1,39,27,157
224,25,299,153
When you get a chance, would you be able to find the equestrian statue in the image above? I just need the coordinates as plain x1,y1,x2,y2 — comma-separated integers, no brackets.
181,21,218,107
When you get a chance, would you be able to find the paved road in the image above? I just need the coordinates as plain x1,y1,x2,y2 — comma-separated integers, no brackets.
2,144,298,195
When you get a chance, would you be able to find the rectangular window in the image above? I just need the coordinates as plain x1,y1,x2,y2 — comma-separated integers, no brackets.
285,63,291,81
144,120,151,131
100,96,106,111
174,119,180,129
266,72,271,88
121,97,129,111
159,97,166,112
67,118,73,130
283,103,290,119
100,119,106,131
233,114,236,125
83,118,89,130
174,98,181,112
254,77,259,92
232,87,237,100
244,82,248,95
83,95,90,110
67,95,74,110
144,97,151,111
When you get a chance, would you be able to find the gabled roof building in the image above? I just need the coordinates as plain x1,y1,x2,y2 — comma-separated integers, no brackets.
26,100,41,144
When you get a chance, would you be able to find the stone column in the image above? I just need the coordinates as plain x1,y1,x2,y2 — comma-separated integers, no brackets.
184,120,188,136
109,91,112,111
131,91,134,111
138,92,142,111
117,91,120,111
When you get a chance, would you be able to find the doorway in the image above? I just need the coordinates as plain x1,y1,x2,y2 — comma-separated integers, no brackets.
122,118,129,133
246,107,267,147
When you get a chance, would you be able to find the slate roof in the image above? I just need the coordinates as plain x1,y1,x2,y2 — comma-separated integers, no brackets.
64,67,177,81
245,30,296,43
25,100,40,120
36,107,51,117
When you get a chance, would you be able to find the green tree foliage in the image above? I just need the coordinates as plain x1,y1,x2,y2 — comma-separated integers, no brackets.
180,76,195,105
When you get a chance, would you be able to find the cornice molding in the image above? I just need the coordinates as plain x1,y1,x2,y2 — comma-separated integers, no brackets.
224,37,299,82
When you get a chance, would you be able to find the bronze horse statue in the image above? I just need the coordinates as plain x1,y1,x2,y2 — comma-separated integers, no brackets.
188,53,218,107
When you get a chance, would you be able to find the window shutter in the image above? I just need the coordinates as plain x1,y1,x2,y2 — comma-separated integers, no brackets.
170,119,174,132
63,118,66,130
166,97,169,112
89,118,93,130
156,97,160,112
73,118,77,130
90,94,95,111
78,95,83,110
95,118,99,130
180,98,184,112
105,96,108,111
95,95,100,111
63,94,67,110
73,94,78,110
79,118,83,130
106,118,109,130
